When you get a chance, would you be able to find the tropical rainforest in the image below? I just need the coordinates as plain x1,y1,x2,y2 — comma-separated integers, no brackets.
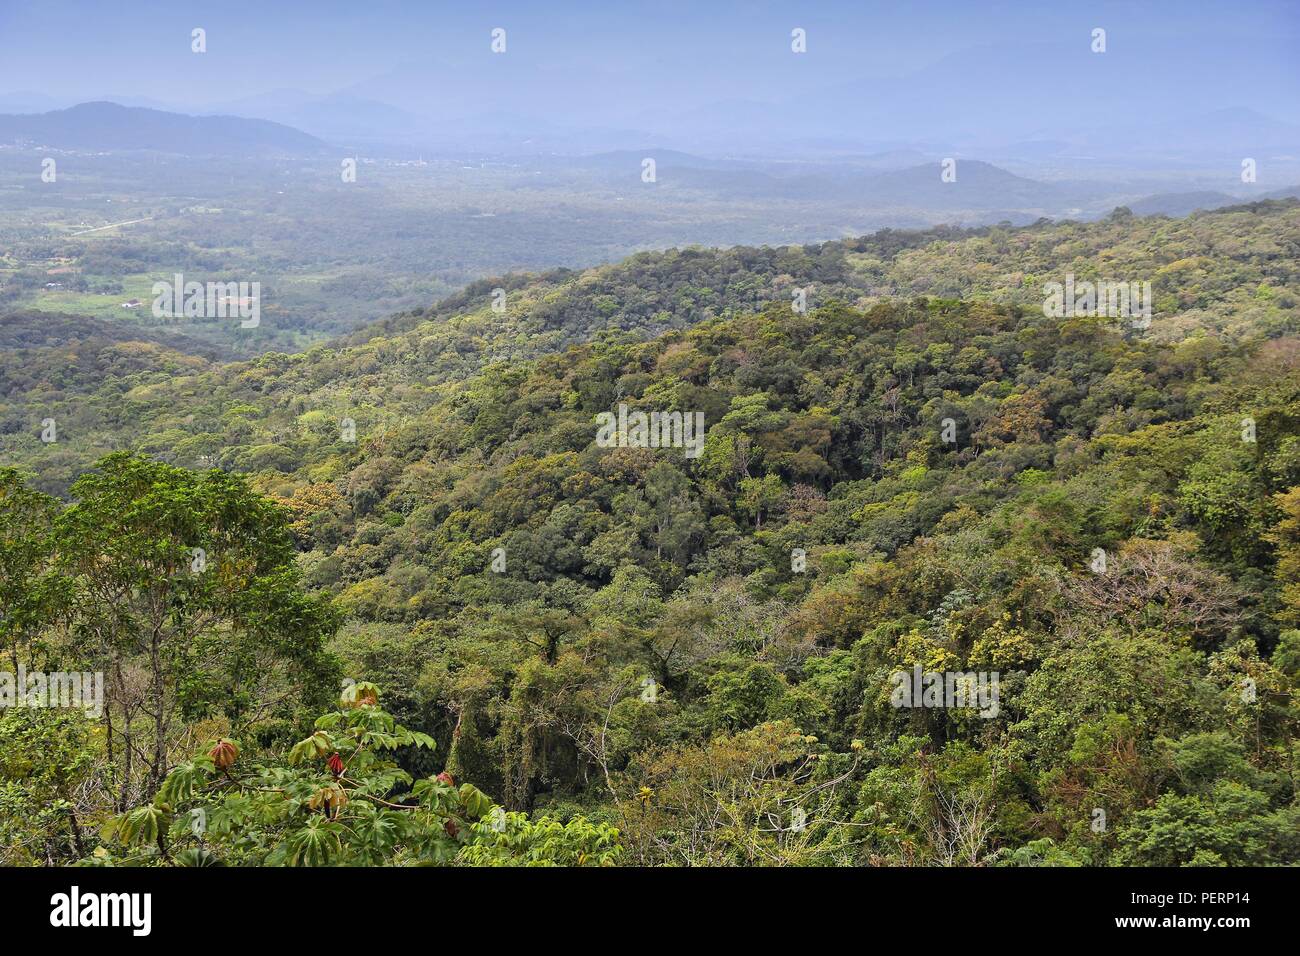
1,200,1299,866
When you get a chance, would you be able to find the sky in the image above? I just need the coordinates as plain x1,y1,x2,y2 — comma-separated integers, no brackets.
0,0,1295,104
0,0,1297,158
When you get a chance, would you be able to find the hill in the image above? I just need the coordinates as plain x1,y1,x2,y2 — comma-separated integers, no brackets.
4,199,1299,494
2,201,1299,867
569,152,1110,214
0,101,329,156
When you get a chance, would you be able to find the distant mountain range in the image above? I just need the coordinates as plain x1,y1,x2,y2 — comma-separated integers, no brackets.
0,101,328,156
203,89,429,146
564,151,1296,220
4,32,1296,164
1,100,1294,222
1127,185,1300,217
574,151,1093,209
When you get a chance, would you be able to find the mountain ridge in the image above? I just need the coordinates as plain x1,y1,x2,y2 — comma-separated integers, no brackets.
0,101,329,156
3,198,1298,495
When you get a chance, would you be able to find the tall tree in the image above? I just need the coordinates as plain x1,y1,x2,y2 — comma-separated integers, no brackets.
56,454,339,805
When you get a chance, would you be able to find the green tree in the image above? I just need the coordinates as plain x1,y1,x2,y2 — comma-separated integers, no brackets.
99,683,512,866
57,454,339,804
0,468,64,672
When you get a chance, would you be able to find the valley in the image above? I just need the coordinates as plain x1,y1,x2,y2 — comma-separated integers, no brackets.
1,1,1297,883
2,199,1298,866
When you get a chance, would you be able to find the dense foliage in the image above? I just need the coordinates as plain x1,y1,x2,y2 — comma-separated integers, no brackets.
2,202,1299,865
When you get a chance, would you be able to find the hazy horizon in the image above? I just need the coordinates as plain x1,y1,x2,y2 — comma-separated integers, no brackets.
2,0,1298,357
2,0,1298,165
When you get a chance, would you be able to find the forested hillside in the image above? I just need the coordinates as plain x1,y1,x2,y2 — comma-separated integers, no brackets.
2,201,1298,866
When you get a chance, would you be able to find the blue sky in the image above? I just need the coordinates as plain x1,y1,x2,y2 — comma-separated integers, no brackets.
2,0,1296,105
0,0,1296,160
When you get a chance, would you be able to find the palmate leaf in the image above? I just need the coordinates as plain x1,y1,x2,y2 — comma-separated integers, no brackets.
115,804,168,846
155,758,214,806
412,776,454,807
174,847,223,867
288,730,335,764
407,730,436,750
286,817,345,866
359,729,403,749
353,767,413,796
307,783,349,815
457,784,493,820
314,711,344,729
93,684,627,866
361,725,435,751
346,705,395,734
353,808,405,858
341,680,381,709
